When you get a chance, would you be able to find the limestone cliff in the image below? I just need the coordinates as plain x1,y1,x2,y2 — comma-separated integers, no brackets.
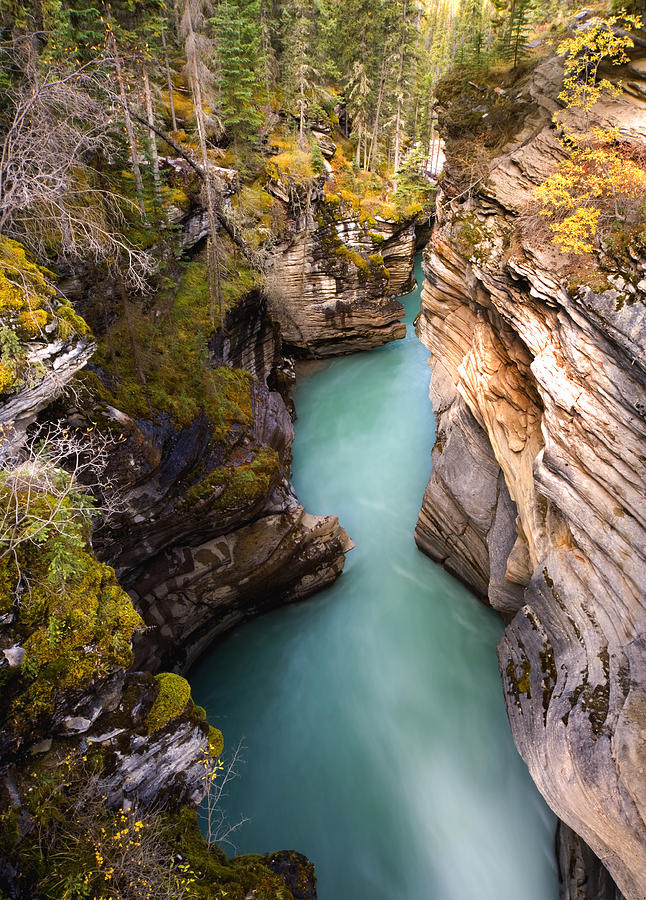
265,178,420,356
415,44,646,899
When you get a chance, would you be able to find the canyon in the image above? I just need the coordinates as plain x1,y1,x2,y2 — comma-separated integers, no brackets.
1,21,645,900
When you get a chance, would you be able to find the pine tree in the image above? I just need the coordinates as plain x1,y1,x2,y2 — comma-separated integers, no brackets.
179,0,223,325
493,0,534,67
280,0,319,147
211,0,264,143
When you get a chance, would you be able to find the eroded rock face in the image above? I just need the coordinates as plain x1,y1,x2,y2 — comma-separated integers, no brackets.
0,332,94,460
127,499,352,672
415,49,646,899
557,821,627,900
92,294,351,673
266,187,413,356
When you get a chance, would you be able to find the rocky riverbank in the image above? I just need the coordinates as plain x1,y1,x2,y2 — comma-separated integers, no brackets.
0,123,424,895
415,43,646,900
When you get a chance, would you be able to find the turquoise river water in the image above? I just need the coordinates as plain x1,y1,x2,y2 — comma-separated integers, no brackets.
190,256,558,900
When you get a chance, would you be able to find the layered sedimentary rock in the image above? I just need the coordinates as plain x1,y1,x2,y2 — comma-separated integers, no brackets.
91,291,351,673
266,183,413,356
415,49,646,899
0,333,93,458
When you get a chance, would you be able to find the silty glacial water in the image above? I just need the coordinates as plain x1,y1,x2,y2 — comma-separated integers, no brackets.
190,255,558,900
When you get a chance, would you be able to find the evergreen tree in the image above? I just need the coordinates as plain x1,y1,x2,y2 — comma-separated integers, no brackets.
211,0,265,143
280,0,319,147
493,0,534,66
180,0,223,324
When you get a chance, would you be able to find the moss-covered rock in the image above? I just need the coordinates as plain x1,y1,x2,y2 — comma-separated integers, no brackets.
0,237,92,399
92,251,258,430
146,673,192,733
183,446,281,511
0,469,142,747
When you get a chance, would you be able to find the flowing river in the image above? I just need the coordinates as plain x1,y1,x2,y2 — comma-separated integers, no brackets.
190,256,558,900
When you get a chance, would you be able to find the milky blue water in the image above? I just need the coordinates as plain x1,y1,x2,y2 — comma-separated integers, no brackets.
190,256,558,900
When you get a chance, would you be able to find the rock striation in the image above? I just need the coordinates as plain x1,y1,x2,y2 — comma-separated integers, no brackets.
91,289,351,673
266,183,415,356
415,47,646,899
0,333,94,459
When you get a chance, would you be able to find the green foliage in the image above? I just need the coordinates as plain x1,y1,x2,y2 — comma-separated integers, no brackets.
393,145,437,216
4,752,305,899
492,0,536,67
94,252,259,429
8,754,206,900
310,141,325,174
146,673,192,733
211,0,265,141
0,463,142,733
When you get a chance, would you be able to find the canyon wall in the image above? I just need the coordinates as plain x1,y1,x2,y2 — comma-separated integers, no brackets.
90,287,352,673
265,178,417,356
415,49,646,899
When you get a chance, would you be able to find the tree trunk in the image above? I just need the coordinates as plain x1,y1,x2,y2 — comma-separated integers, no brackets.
109,32,146,219
185,5,222,325
299,63,306,147
143,65,162,207
162,27,178,132
393,0,408,174
366,52,388,171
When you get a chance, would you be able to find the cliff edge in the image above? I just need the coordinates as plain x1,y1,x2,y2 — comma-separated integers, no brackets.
415,40,646,899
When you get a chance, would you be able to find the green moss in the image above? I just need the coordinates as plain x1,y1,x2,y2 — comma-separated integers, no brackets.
566,271,612,295
505,657,532,705
316,207,379,281
539,642,557,720
208,725,224,758
93,252,259,430
0,237,91,398
56,302,92,339
184,447,280,512
0,474,142,734
16,308,52,338
266,147,315,180
517,661,531,694
454,215,490,263
146,673,192,733
161,184,191,212
0,237,56,318
0,360,15,394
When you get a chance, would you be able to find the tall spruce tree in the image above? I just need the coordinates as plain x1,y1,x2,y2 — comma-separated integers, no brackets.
280,0,319,146
211,0,264,143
